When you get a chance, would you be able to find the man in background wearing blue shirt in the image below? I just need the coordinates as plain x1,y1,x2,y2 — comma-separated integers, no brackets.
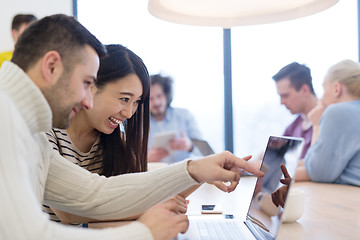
148,74,202,163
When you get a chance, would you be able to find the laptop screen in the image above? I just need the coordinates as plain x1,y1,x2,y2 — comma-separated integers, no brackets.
245,136,304,239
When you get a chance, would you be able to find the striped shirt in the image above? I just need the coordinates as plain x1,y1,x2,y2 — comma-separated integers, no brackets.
43,128,102,225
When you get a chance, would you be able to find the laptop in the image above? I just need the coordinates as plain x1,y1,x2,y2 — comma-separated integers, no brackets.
191,138,215,156
178,136,304,240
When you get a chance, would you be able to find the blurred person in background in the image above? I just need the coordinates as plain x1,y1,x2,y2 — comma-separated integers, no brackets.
272,62,318,159
0,13,37,67
296,59,360,186
148,74,202,163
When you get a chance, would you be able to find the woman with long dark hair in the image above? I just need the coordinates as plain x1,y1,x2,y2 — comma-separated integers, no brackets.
43,44,154,224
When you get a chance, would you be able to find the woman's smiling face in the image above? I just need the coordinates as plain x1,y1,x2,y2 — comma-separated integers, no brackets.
85,73,143,134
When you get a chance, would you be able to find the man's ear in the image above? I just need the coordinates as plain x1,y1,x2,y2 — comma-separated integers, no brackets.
300,84,310,94
41,51,63,86
11,29,19,43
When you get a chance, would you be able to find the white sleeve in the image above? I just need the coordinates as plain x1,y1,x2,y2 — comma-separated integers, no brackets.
44,150,197,220
0,96,154,240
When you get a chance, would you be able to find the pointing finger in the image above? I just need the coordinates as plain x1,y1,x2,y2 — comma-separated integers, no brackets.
242,155,252,161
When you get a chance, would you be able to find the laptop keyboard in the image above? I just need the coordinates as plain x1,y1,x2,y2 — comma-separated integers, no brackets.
197,221,245,240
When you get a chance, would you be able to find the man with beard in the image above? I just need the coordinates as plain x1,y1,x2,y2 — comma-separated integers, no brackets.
148,74,202,163
0,14,263,240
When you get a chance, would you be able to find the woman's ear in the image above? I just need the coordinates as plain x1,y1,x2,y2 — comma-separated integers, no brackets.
41,51,63,86
334,82,342,98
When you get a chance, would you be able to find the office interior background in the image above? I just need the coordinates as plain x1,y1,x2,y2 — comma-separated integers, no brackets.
0,0,357,157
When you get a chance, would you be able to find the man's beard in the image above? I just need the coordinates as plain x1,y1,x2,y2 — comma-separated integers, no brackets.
42,74,77,129
151,108,165,118
150,107,167,121
52,104,74,129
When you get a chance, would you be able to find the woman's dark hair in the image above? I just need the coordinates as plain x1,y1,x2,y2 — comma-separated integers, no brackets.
96,44,150,176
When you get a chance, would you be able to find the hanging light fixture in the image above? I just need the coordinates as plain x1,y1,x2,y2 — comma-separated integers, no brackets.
148,0,339,28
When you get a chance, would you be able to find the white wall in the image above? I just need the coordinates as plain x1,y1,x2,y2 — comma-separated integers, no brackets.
0,0,72,52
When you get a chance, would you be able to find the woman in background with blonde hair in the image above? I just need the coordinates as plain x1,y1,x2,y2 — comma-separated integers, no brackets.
296,59,360,186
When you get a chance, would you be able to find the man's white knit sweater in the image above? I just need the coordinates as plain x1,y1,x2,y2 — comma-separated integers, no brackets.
0,62,198,240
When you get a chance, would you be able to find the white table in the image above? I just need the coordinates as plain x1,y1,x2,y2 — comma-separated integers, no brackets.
89,176,360,239
185,177,360,240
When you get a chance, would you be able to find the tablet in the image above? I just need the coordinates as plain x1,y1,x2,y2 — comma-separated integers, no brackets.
153,131,176,148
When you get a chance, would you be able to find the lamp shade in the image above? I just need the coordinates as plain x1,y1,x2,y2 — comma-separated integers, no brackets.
148,0,339,28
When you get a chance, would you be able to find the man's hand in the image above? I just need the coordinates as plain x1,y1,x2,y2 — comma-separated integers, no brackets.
169,131,193,152
148,147,169,162
139,200,189,240
208,156,253,192
165,194,188,214
187,151,264,191
210,156,262,192
271,164,292,208
210,178,239,193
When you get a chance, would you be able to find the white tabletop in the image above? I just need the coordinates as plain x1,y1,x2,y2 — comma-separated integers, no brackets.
185,177,360,240
89,176,360,239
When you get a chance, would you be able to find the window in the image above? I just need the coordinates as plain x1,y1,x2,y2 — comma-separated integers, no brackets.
78,0,357,156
